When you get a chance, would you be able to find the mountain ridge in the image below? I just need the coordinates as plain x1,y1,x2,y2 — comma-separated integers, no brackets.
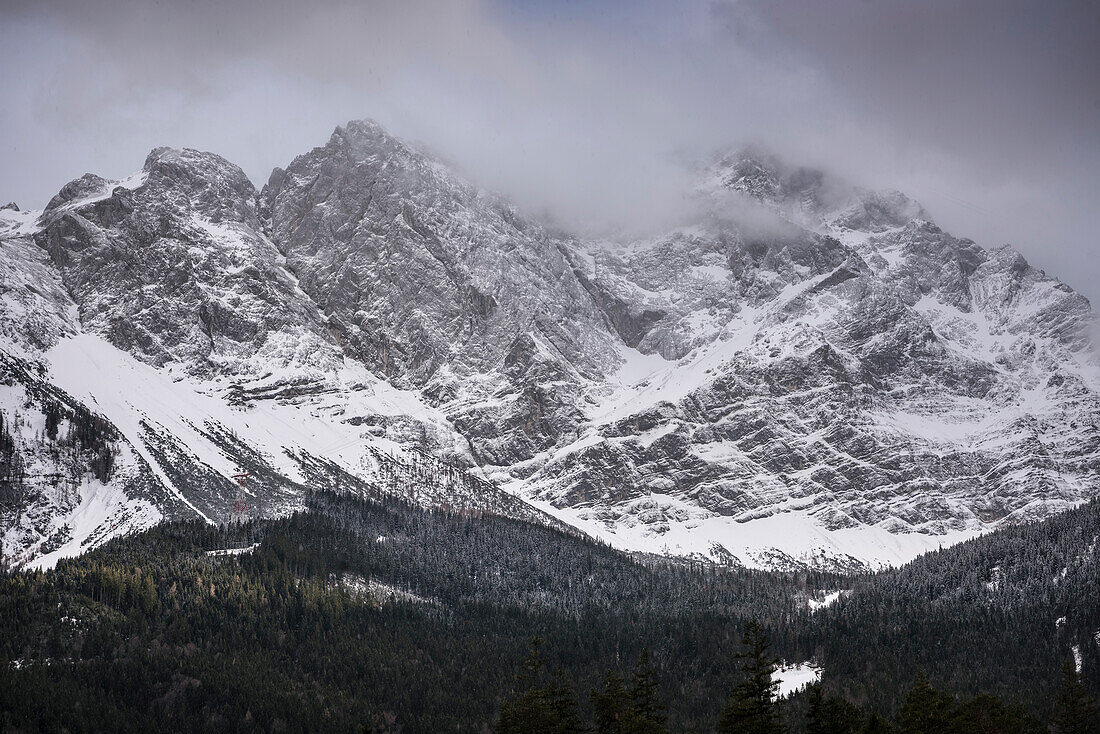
1,119,1097,572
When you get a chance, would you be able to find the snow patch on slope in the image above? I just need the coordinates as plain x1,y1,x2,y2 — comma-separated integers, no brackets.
25,475,161,571
510,489,982,570
46,333,464,522
774,662,822,699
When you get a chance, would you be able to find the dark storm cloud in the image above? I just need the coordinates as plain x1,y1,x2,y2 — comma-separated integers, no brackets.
0,0,1097,301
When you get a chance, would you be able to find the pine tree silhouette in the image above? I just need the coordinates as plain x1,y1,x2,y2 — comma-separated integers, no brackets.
592,669,632,734
1052,659,1098,734
717,620,781,734
894,672,953,734
629,648,667,731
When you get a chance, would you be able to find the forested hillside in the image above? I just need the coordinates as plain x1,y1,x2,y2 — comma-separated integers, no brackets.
1,492,1097,732
0,492,830,732
805,497,1100,718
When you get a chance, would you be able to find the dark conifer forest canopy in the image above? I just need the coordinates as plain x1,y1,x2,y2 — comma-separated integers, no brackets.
2,491,1098,732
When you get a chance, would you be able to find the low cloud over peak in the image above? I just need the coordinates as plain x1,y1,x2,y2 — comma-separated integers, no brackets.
1,0,1097,300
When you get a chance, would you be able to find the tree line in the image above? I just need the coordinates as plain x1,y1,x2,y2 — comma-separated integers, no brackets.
497,624,1097,734
1,491,1098,732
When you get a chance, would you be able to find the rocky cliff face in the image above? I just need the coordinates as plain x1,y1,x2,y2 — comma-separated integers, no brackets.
1,123,1097,571
519,151,1099,568
259,120,619,466
35,148,338,377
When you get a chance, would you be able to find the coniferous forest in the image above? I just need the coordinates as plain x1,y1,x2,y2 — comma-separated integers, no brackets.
2,491,1098,732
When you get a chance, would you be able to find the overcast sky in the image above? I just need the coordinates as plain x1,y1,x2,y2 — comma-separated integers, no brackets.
2,0,1097,302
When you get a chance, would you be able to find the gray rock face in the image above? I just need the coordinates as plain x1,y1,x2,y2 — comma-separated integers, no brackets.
260,120,618,464
519,150,1100,566
1,121,1098,570
35,148,337,376
3,139,555,566
0,234,78,352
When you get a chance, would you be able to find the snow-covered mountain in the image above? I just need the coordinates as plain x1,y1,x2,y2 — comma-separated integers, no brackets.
2,121,1097,571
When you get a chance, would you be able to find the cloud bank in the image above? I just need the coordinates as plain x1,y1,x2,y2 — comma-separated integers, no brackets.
1,0,1097,299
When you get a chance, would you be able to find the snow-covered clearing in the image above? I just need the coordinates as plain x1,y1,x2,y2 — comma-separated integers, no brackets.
807,590,850,612
206,543,260,557
774,662,822,698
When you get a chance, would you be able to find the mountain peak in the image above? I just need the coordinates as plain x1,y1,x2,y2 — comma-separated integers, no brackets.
140,146,258,224
828,189,928,233
3,119,1099,576
142,146,252,187
335,118,389,138
44,173,112,212
327,118,407,155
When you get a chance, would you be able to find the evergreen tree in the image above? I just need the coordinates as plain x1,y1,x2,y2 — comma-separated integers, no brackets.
592,670,632,734
497,638,556,734
628,648,668,733
4,490,1098,732
546,667,586,734
806,684,826,734
948,693,1043,734
861,712,893,734
43,401,61,441
806,683,862,734
717,620,781,734
894,673,953,734
1052,659,1098,734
